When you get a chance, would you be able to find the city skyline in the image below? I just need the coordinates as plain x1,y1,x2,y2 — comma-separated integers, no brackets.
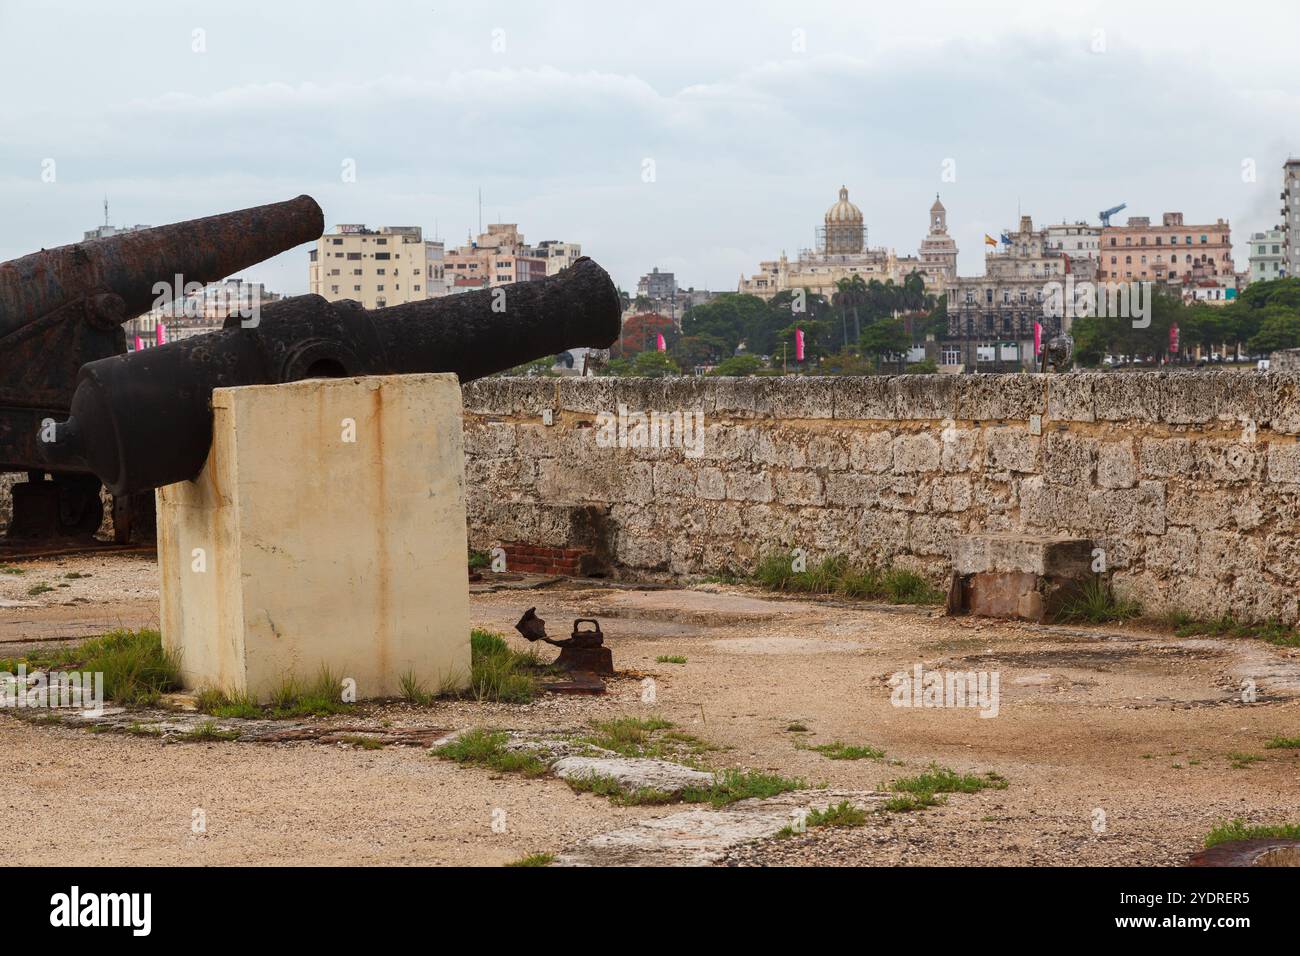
2,0,1298,296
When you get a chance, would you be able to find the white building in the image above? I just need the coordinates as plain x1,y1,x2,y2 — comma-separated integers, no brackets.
1045,221,1101,279
1249,228,1286,284
309,224,438,309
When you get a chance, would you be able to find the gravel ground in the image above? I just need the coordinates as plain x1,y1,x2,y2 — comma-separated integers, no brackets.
2,556,1299,866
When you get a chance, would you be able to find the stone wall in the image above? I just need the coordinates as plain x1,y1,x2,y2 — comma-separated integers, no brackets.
462,372,1300,624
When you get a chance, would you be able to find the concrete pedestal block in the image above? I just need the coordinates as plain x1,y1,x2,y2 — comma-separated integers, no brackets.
157,373,471,701
949,533,1094,622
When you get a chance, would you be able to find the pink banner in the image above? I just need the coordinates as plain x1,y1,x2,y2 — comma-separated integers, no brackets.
1169,323,1179,353
156,322,167,346
656,332,665,352
133,335,143,352
1033,322,1042,356
795,327,805,362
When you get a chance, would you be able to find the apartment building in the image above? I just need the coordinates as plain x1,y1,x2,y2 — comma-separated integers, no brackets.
1248,228,1286,284
1282,159,1300,278
309,224,436,308
1096,212,1235,288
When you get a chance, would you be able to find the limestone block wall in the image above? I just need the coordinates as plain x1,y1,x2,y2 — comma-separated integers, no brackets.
462,372,1300,624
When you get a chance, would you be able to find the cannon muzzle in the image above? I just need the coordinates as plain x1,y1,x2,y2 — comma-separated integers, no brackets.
41,257,621,495
0,195,324,338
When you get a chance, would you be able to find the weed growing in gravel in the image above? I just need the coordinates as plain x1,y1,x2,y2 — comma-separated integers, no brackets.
196,688,261,719
1,629,181,707
881,793,944,813
575,716,717,766
1205,818,1300,848
681,768,807,808
656,655,687,664
178,720,240,742
1165,613,1300,648
580,716,674,756
785,722,810,733
753,552,943,605
505,852,555,867
891,766,1008,796
432,728,549,778
465,629,544,703
1054,577,1141,624
1228,752,1264,769
267,667,353,719
399,670,435,706
0,564,24,575
1265,737,1300,749
564,772,678,806
806,741,885,761
26,583,54,596
777,800,870,837
338,735,385,750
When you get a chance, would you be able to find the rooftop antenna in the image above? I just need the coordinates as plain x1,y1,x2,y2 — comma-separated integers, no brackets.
103,196,109,227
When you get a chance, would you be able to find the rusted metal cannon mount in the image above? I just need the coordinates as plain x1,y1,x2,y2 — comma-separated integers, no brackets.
515,607,615,677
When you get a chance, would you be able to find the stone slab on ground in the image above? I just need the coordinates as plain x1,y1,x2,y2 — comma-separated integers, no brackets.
553,790,886,866
551,755,715,793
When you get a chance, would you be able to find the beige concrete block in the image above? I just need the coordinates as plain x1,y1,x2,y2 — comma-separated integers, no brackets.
158,374,471,702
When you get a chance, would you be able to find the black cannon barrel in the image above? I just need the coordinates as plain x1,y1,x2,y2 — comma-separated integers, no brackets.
0,195,324,337
40,256,621,496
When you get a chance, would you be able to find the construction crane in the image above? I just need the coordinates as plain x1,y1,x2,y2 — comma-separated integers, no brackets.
1098,202,1127,227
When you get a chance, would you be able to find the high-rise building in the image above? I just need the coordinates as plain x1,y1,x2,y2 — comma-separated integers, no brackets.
309,224,437,309
1282,159,1300,278
1248,229,1286,284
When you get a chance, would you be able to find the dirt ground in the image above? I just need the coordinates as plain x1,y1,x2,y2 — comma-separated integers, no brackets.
2,553,1298,866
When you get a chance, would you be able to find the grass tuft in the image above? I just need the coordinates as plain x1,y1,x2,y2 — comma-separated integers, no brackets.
1054,577,1141,624
266,666,353,718
0,629,181,707
656,655,687,665
806,741,884,761
504,852,555,867
195,687,262,719
580,715,674,756
753,552,943,605
432,727,549,777
891,766,1008,796
399,670,435,706
178,719,240,742
681,768,807,808
881,793,945,813
466,629,543,703
1204,818,1300,849
564,772,678,806
1265,737,1300,750
1167,613,1300,648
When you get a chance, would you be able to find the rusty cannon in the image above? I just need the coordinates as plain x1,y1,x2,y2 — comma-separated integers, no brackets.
38,256,621,496
0,195,324,541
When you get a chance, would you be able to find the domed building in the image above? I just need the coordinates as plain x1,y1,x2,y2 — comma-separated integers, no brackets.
823,185,865,254
739,186,953,304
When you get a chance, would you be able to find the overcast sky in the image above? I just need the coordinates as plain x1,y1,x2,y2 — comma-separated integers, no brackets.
2,0,1298,298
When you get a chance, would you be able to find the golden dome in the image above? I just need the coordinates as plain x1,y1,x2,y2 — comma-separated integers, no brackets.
825,185,863,224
